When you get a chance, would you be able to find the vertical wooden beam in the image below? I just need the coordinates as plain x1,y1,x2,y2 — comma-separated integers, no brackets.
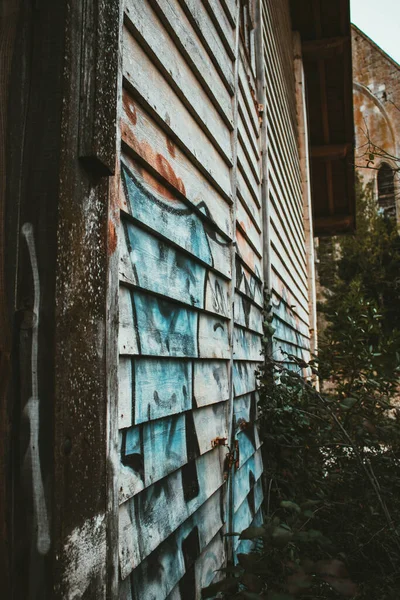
293,32,319,384
0,4,21,593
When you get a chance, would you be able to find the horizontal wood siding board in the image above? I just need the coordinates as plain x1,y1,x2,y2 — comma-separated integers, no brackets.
236,231,262,280
233,362,258,398
273,312,311,345
237,153,260,207
127,491,226,598
138,0,234,123
122,35,233,197
270,209,308,279
233,448,263,512
237,192,261,236
235,260,263,308
123,6,233,160
233,326,263,362
118,357,230,429
262,12,301,176
234,506,263,553
270,256,309,317
270,243,309,310
233,478,264,549
238,89,260,160
238,116,260,183
268,172,305,268
238,58,260,137
272,340,311,364
266,111,303,217
267,144,305,243
269,175,307,262
202,0,236,60
271,271,310,326
270,232,308,296
234,292,263,334
118,401,228,504
120,161,232,279
271,290,310,335
119,221,231,319
237,171,262,221
179,0,235,94
118,447,226,578
263,56,300,180
119,287,231,359
121,99,233,236
219,0,236,27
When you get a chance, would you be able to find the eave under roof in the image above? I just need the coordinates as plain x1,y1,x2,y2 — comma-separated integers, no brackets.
290,0,355,236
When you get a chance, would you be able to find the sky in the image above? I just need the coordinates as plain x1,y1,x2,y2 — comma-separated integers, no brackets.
351,0,400,65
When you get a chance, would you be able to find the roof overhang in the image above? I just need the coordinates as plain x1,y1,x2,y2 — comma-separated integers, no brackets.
290,0,355,236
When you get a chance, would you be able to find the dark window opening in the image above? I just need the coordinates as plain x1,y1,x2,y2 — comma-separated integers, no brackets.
377,162,396,217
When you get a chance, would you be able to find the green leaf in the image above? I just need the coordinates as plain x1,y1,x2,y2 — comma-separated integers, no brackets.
280,500,301,513
271,526,294,547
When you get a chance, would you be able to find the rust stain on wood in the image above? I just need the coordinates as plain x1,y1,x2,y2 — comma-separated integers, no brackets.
166,137,176,158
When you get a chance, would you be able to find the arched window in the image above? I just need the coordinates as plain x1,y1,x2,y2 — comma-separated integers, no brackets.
377,162,395,215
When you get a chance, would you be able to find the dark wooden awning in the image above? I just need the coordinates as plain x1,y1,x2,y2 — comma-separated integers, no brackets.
290,0,355,236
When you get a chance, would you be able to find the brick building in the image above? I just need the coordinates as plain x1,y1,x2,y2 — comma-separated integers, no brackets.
352,24,400,220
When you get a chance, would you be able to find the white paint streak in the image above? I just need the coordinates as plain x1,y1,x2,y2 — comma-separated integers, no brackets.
63,513,106,599
22,222,51,555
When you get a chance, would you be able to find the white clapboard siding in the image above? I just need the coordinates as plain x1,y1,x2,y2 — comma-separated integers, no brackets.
116,1,316,597
124,2,233,161
179,0,235,93
123,31,232,199
263,0,312,363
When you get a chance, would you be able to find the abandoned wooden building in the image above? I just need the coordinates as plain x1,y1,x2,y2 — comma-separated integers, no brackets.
0,1,354,598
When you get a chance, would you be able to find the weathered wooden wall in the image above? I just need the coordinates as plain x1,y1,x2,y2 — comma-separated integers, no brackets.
262,0,312,366
117,1,264,598
2,1,316,598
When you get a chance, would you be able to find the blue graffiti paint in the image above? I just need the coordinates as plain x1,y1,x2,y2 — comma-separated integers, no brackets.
133,291,198,357
124,222,207,308
134,359,192,424
122,164,213,266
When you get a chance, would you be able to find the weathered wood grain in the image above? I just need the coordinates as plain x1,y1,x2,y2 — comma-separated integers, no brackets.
128,489,225,598
179,0,235,93
238,57,259,137
236,229,262,277
133,358,192,424
119,358,133,429
128,0,233,127
193,360,230,408
119,447,225,578
121,99,233,237
233,361,257,398
235,506,263,555
118,401,227,504
235,259,263,307
272,291,310,338
123,28,234,178
233,448,263,512
234,292,263,334
238,111,260,183
202,0,235,60
237,199,262,256
233,326,262,362
121,161,232,279
233,478,263,548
